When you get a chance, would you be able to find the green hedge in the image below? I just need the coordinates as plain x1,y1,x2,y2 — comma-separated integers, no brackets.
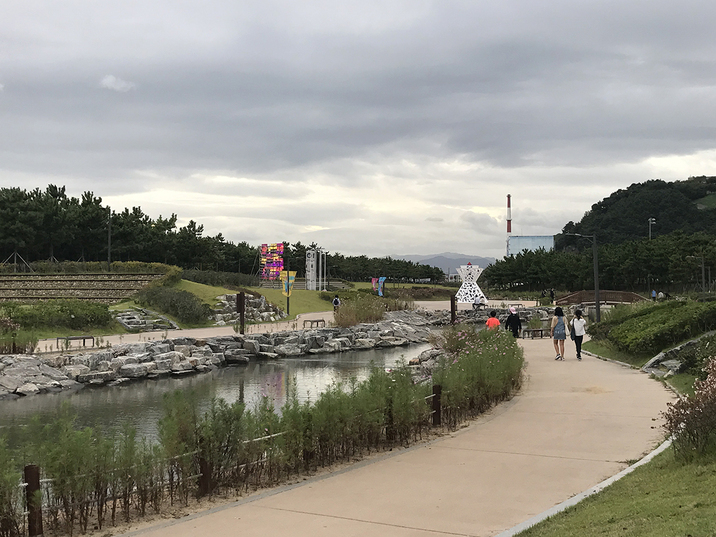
588,301,716,355
135,286,212,325
0,300,112,330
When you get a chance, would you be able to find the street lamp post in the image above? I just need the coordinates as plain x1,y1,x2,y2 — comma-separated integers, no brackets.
648,217,656,240
565,233,600,322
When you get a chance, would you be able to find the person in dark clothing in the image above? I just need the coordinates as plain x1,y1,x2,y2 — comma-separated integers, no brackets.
504,307,522,338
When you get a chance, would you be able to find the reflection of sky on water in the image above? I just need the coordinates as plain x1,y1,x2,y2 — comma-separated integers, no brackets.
0,345,428,443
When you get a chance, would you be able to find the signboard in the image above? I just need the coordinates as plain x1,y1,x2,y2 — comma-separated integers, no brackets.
260,243,284,280
280,270,297,297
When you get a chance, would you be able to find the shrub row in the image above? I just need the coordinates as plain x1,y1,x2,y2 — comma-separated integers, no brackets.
331,293,412,328
0,261,182,282
0,300,112,331
0,329,523,536
587,300,716,355
135,286,212,325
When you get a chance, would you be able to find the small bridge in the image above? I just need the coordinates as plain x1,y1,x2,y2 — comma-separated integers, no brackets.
556,290,647,306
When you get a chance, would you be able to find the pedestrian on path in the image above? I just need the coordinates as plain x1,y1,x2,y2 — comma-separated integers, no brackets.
551,306,567,360
332,295,341,312
569,309,587,360
485,310,500,330
504,307,522,337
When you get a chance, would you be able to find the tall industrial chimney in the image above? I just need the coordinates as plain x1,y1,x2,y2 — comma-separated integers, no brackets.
506,194,512,234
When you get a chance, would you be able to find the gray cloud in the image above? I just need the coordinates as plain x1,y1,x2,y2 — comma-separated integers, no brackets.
2,1,716,257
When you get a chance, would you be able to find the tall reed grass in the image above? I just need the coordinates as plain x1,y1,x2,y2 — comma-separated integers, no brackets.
0,325,523,536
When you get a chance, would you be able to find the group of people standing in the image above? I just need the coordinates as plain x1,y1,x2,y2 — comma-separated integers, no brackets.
484,306,587,361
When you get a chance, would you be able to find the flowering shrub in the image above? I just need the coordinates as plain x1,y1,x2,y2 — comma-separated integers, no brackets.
432,325,524,428
663,357,716,460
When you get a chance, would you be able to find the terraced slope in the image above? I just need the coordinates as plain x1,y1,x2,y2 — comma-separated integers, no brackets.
0,273,164,302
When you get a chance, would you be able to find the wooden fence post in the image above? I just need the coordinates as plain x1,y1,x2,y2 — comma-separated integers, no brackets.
237,292,246,335
24,464,43,537
432,384,442,427
450,295,457,324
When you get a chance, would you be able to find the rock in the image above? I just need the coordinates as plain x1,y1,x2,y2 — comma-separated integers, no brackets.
171,361,194,372
274,344,302,357
148,343,172,354
243,339,261,354
257,351,279,359
119,363,149,378
174,345,193,357
17,383,40,396
62,364,91,381
661,359,683,373
353,338,376,349
0,375,25,392
77,371,117,384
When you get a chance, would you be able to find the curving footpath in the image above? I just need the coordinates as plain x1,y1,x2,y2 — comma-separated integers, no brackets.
117,337,674,537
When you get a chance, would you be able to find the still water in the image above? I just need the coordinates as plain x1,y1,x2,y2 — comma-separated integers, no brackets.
0,344,429,442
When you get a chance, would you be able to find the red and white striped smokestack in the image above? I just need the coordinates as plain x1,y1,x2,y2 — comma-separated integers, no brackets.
506,194,512,234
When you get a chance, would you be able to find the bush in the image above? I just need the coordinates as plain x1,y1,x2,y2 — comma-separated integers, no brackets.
663,357,716,460
334,294,387,327
0,300,112,331
588,300,716,356
135,286,211,325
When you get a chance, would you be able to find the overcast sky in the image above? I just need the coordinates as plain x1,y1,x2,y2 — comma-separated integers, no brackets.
2,1,716,260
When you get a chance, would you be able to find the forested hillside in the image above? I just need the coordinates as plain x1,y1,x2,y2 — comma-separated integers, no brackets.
557,176,716,248
0,185,443,281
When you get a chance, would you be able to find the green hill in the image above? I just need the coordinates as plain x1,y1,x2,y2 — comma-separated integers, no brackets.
557,176,716,249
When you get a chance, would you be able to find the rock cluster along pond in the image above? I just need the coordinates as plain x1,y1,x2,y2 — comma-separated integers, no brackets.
0,311,434,400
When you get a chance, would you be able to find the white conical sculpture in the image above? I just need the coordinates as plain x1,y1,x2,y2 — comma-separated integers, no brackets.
455,263,487,304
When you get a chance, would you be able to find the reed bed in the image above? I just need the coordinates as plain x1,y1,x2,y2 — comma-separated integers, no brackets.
0,325,523,536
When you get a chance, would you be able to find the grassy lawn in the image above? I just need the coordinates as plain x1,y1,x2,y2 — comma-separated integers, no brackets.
517,449,716,537
248,287,332,320
174,279,236,305
582,340,651,368
665,373,697,397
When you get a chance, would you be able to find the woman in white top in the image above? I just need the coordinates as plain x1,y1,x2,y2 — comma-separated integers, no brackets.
570,309,587,361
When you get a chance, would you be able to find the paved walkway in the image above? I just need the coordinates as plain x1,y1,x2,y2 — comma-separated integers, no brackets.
119,337,674,537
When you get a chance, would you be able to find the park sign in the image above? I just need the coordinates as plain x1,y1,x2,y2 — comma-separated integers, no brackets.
280,271,297,297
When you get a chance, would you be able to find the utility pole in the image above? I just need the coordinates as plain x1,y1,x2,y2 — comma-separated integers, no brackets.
648,217,656,240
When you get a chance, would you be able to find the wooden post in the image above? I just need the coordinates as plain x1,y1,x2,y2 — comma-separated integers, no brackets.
432,384,442,427
450,295,457,324
24,464,43,537
237,292,245,335
197,437,211,497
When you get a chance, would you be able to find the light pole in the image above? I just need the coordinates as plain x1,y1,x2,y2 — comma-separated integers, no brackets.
648,217,656,240
565,233,600,322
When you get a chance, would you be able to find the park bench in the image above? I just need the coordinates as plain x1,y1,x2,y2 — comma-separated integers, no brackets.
56,335,95,348
522,328,547,339
303,319,326,329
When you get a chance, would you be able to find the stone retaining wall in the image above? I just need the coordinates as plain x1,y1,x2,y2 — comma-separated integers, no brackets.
0,311,435,400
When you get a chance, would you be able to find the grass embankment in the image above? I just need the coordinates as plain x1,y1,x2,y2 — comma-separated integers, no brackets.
518,449,716,537
247,287,331,320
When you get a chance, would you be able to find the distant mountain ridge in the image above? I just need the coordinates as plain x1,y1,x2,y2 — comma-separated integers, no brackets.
396,252,495,275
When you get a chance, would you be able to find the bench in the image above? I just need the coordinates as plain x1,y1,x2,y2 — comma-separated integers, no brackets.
303,319,326,329
522,328,547,339
56,335,95,348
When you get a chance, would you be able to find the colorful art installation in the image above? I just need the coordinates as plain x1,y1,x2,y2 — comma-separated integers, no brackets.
455,263,487,304
280,270,297,297
371,277,387,296
260,243,284,280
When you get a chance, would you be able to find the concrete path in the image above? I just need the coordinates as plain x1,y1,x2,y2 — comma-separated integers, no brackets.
119,337,674,537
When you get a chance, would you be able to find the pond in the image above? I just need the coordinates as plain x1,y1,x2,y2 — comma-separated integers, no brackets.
0,344,430,443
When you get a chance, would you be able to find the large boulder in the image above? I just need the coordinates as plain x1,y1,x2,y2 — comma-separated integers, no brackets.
62,364,91,381
118,363,150,378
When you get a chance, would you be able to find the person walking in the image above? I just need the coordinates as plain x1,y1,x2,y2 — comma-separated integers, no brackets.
504,307,522,338
551,306,567,360
332,295,341,312
570,309,587,360
485,310,500,330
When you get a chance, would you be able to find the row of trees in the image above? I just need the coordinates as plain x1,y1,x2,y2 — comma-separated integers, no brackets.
0,186,444,282
484,231,716,293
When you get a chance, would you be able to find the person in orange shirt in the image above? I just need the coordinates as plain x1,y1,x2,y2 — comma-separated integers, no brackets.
485,310,500,330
